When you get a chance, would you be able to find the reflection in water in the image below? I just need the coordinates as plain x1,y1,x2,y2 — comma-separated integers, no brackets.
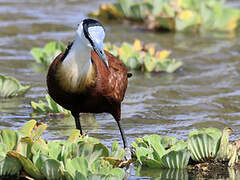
135,166,240,180
135,166,188,180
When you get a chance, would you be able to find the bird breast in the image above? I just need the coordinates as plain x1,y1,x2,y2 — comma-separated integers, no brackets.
56,57,96,93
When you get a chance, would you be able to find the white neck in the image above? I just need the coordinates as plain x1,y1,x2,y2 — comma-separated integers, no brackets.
58,33,94,92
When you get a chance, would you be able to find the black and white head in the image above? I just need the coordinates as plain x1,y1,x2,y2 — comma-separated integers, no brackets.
77,18,109,68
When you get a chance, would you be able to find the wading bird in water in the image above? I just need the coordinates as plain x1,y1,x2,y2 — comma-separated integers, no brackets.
47,18,131,150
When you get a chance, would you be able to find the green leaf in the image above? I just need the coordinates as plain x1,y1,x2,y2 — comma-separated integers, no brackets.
18,119,37,137
117,0,134,17
143,134,166,159
130,2,151,20
135,147,152,164
68,129,81,143
216,127,233,161
30,48,45,63
0,129,18,151
30,41,65,66
188,127,222,141
144,55,156,72
65,157,88,178
143,158,164,168
41,159,65,180
93,143,110,157
75,171,87,180
16,137,34,159
0,155,22,176
188,134,219,162
31,94,70,115
0,74,30,98
161,150,190,169
32,123,47,141
8,151,43,179
111,141,125,159
107,168,125,179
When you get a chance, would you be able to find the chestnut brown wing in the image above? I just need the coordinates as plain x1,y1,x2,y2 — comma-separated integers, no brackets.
91,50,128,103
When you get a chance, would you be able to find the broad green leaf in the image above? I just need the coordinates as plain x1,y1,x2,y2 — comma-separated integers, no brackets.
0,74,30,98
107,168,125,179
143,158,164,168
65,157,88,178
75,171,87,180
77,141,94,158
47,141,64,160
161,150,190,169
30,48,45,63
68,129,81,143
111,141,125,159
31,94,70,115
8,151,43,179
18,119,37,137
188,134,218,162
0,129,18,151
143,134,166,159
188,127,222,141
130,2,151,20
144,55,156,72
135,147,152,164
93,143,109,157
0,155,22,176
216,127,232,161
41,159,65,180
32,123,47,141
16,137,34,159
117,0,134,17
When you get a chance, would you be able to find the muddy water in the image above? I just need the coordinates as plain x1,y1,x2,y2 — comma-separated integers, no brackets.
0,0,240,179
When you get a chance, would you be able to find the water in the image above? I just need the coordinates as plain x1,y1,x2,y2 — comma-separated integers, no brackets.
0,0,240,179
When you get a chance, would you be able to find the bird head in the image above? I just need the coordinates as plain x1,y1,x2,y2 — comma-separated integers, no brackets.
77,18,109,69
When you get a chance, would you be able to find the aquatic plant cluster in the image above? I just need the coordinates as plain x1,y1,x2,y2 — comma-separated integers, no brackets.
0,74,30,98
0,120,128,179
89,0,240,32
30,40,182,73
0,120,239,179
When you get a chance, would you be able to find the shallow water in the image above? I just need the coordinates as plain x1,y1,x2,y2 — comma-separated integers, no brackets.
0,0,240,179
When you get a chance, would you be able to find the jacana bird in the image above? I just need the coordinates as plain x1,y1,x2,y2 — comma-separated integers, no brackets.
47,18,130,150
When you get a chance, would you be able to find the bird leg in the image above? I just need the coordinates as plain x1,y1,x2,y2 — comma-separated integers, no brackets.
116,120,128,148
116,120,131,160
72,112,83,135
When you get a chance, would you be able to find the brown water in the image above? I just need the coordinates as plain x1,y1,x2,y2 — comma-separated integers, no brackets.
0,0,240,179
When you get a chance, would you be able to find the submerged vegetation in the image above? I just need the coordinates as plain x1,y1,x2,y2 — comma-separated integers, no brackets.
0,121,239,179
0,74,30,98
89,0,240,32
30,40,182,73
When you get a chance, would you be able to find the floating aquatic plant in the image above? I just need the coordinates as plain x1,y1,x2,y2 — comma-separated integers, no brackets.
31,94,71,116
132,127,240,169
187,127,222,162
30,41,65,66
89,0,240,32
0,120,128,179
0,74,30,98
30,40,182,73
105,39,182,73
131,134,190,169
